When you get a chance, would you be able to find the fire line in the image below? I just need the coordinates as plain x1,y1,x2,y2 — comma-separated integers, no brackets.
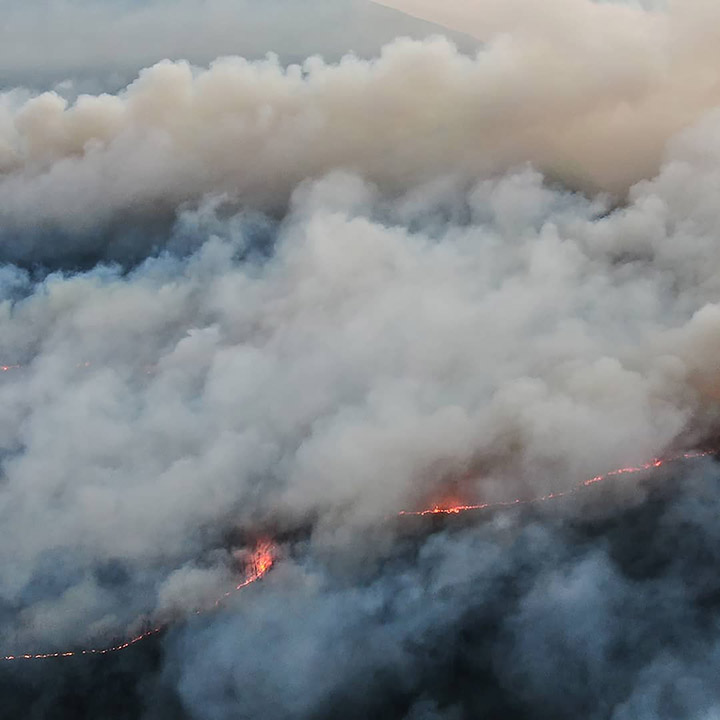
0,357,715,663
398,450,712,516
1,540,275,662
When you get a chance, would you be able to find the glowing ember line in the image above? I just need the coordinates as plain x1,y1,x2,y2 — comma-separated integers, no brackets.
0,432,713,663
397,450,714,517
1,540,274,662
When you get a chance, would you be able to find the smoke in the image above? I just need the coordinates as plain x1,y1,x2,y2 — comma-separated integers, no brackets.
2,1,720,269
2,0,720,718
0,0,718,266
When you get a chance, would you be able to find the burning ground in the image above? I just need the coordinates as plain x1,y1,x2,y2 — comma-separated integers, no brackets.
3,0,720,718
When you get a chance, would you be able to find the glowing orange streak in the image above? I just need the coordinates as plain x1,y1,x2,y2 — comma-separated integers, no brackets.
1,540,274,662
0,450,715,661
398,449,712,517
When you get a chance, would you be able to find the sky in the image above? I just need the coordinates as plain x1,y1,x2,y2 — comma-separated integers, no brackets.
3,1,720,718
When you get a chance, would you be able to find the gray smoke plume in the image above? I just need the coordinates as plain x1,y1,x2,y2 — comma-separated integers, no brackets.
3,2,720,267
2,1,720,719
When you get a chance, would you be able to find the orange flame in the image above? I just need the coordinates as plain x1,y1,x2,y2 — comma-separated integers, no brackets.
398,450,711,517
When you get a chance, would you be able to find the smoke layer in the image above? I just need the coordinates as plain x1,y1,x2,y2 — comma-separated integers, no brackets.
3,1,720,718
2,0,720,265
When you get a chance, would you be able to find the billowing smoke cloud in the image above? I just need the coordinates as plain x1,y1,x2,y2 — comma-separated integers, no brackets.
3,1,720,267
3,1,720,718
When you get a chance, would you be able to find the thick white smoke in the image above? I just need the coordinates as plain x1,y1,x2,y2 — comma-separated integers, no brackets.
2,0,720,264
1,1,719,206
2,1,720,718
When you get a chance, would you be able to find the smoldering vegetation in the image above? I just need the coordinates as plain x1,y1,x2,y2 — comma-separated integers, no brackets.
3,0,720,718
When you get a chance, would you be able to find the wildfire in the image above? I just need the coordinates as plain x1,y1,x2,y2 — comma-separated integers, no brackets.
1,540,275,663
211,539,276,606
0,439,715,664
398,450,713,517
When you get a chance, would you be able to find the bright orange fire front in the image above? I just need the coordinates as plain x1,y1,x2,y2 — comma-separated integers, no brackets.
228,539,275,593
399,450,713,517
